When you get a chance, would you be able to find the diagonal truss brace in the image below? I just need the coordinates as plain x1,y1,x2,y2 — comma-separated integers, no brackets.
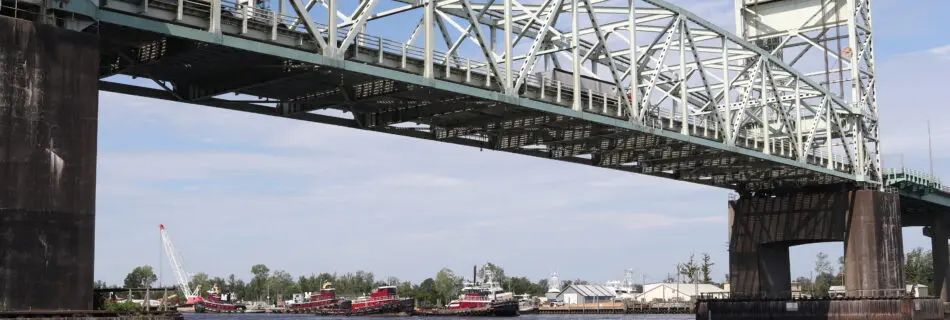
512,0,563,92
458,0,506,89
289,0,329,53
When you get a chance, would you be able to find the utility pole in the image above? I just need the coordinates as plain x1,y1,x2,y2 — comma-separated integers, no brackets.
928,120,935,176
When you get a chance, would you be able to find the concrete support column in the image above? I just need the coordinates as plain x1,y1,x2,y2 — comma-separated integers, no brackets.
728,190,848,299
843,190,905,297
0,16,100,310
929,218,949,302
757,244,791,298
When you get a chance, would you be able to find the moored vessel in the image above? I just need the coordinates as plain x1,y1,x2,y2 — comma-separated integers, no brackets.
286,282,351,313
415,267,519,317
195,285,247,313
349,285,415,316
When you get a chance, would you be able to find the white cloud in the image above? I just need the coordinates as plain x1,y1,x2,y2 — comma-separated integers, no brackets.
932,45,950,60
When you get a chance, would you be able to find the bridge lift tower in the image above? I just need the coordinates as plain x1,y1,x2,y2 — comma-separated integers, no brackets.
722,0,913,308
734,0,880,184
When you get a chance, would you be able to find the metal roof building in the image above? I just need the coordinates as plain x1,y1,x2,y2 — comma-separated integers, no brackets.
557,285,617,305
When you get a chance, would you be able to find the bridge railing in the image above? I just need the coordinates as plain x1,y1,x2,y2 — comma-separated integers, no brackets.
883,167,948,193
85,0,862,176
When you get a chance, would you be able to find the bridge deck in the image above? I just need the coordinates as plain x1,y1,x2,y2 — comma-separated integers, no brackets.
0,0,884,192
883,168,950,225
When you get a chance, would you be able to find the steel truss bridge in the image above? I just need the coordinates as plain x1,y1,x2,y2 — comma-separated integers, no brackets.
1,0,946,204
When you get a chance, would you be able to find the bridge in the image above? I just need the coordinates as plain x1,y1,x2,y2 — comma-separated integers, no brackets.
0,0,948,316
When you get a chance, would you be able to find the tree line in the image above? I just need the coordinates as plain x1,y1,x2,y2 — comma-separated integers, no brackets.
98,262,575,306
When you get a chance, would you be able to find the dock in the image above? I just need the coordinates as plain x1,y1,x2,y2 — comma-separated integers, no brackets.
538,302,691,314
696,297,945,320
0,310,184,319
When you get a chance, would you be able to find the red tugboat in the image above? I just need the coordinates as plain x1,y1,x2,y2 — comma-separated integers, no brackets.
415,267,519,317
349,285,415,316
287,282,351,313
195,284,247,313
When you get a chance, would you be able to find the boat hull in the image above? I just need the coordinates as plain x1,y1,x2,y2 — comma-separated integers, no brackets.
415,299,520,317
351,298,416,316
194,301,246,313
288,300,351,314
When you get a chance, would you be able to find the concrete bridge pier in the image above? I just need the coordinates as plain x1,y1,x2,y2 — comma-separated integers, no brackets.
925,217,950,304
842,190,906,296
0,16,99,310
727,188,905,299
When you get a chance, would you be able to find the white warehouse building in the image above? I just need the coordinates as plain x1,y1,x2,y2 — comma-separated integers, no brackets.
636,283,726,302
557,285,617,304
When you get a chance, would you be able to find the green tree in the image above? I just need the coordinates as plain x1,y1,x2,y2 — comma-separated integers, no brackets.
434,268,462,304
478,263,507,285
813,252,833,297
315,273,336,290
700,253,715,284
414,278,439,306
535,279,549,296
124,265,158,288
506,277,540,294
188,272,211,296
94,280,109,289
905,247,934,289
226,274,247,299
249,264,270,300
267,270,297,299
677,254,701,283
397,281,414,298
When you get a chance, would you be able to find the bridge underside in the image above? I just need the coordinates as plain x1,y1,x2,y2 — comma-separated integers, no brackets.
94,21,851,192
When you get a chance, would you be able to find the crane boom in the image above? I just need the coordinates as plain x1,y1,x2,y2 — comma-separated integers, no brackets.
160,224,198,300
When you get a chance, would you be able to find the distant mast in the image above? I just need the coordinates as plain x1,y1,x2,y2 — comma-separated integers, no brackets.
547,272,561,294
623,269,635,288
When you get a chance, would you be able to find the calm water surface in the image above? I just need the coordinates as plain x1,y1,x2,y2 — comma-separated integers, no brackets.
185,314,693,320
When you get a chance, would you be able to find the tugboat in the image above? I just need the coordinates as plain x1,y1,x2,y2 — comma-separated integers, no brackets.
349,285,415,316
415,267,519,317
195,284,247,313
517,294,539,314
286,282,351,313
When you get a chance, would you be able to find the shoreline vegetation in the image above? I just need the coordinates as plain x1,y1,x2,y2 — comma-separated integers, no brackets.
97,248,934,306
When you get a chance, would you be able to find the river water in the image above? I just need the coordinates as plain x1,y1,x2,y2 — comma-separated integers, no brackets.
185,314,694,320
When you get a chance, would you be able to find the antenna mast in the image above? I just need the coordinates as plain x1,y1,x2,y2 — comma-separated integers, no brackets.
929,120,935,176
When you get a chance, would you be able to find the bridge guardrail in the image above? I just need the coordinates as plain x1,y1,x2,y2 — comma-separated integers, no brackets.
883,167,948,193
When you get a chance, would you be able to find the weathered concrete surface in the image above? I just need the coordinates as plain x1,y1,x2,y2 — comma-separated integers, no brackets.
729,189,906,299
844,190,905,297
696,298,944,320
0,16,99,310
728,191,850,298
926,218,949,303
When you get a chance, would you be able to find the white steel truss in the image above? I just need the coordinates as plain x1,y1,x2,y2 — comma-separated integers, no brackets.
270,0,881,185
43,0,882,188
735,0,881,185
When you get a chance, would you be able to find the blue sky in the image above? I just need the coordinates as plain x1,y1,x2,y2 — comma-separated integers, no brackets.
93,0,950,287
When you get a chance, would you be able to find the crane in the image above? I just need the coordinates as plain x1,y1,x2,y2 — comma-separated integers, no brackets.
160,224,204,305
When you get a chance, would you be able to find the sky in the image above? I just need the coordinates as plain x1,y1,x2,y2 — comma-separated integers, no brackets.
93,0,950,287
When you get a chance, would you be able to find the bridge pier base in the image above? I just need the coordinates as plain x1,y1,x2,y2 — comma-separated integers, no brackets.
0,16,99,310
925,217,950,304
727,188,904,298
843,190,905,297
707,189,924,319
